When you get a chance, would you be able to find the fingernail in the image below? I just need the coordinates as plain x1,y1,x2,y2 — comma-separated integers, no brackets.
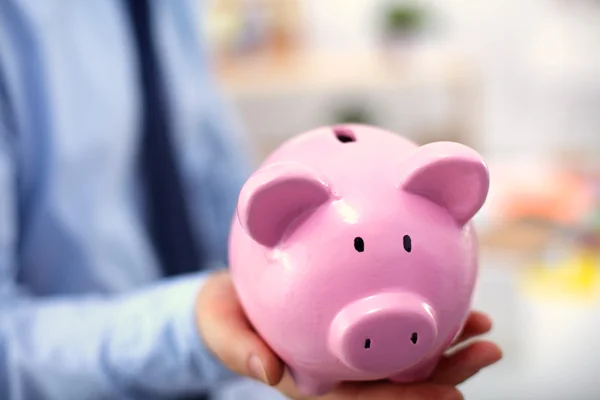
248,355,268,383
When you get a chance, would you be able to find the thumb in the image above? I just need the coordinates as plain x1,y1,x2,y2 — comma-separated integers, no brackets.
196,271,285,386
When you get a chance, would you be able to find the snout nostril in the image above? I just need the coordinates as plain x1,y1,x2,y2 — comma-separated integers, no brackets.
410,332,418,344
364,339,371,349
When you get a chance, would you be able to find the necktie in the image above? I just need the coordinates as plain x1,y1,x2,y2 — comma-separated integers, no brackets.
124,0,202,277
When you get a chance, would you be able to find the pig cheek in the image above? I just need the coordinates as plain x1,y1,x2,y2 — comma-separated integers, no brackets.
258,243,311,317
256,244,329,360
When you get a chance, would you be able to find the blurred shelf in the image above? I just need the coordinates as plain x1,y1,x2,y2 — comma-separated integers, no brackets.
214,49,474,98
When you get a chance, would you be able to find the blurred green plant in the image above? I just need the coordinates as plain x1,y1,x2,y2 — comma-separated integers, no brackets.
332,106,373,125
382,2,427,38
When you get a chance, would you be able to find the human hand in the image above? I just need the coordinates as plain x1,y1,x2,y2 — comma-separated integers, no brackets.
196,270,502,400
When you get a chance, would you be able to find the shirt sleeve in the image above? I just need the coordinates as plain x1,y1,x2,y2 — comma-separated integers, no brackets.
0,273,239,400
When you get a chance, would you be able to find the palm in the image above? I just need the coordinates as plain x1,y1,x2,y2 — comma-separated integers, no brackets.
276,311,501,400
198,272,502,400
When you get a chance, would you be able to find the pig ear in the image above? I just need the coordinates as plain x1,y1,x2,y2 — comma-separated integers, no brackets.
237,162,333,247
399,142,490,226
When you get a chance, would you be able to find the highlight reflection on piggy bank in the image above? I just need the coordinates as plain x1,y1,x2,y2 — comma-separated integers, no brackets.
229,125,490,396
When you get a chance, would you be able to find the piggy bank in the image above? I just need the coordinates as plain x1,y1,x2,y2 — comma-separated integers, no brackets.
229,124,489,395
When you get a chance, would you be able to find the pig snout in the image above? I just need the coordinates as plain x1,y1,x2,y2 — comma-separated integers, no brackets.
329,293,437,374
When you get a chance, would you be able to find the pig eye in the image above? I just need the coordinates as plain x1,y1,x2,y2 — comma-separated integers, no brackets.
403,235,412,252
354,237,364,252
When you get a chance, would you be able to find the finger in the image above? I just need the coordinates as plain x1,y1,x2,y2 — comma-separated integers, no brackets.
451,311,493,347
196,271,285,386
338,381,464,400
432,340,503,385
275,369,464,400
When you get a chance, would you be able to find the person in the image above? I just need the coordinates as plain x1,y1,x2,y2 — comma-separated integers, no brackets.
0,1,502,399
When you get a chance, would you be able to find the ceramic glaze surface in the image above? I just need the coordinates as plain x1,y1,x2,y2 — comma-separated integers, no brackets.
228,124,490,396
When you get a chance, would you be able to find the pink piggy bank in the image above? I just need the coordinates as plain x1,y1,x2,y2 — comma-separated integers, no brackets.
229,124,489,396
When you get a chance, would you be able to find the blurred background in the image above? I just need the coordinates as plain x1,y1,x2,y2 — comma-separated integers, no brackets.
202,0,600,398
